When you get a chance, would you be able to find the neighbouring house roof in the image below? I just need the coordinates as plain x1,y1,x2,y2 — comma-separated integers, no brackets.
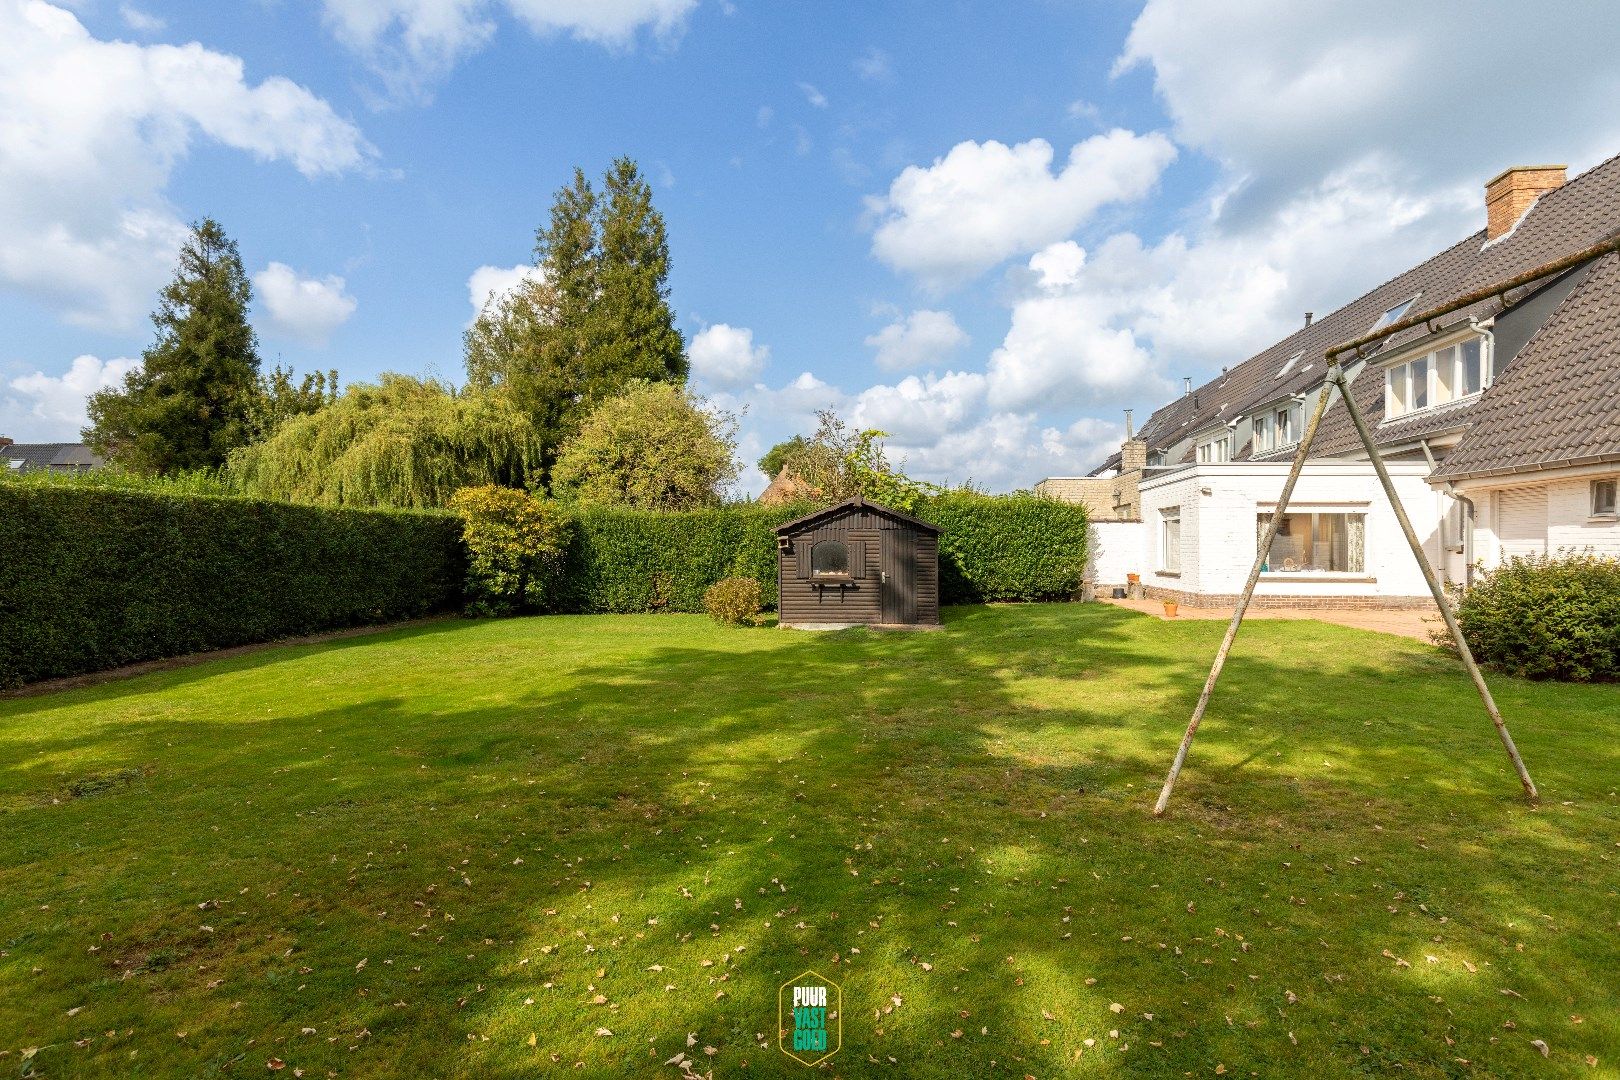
757,468,815,506
1123,151,1620,468
0,442,104,472
773,495,941,535
1431,251,1620,480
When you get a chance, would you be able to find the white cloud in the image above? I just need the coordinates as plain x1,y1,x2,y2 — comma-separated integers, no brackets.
689,323,769,388
1117,0,1620,228
0,1,373,331
1,354,139,441
465,262,545,324
867,129,1177,289
851,370,985,446
853,46,891,83
797,81,828,108
864,309,968,371
118,3,164,32
323,0,697,101
755,104,773,128
254,263,358,347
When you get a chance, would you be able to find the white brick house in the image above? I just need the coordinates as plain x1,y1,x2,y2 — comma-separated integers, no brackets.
1042,156,1620,607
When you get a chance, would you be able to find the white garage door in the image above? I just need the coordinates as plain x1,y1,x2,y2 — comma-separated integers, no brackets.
1496,487,1547,560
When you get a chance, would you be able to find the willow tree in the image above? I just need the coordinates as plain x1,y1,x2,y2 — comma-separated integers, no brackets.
226,374,544,508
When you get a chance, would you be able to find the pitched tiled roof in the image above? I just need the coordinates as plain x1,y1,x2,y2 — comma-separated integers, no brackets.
1129,152,1620,463
1431,251,1620,479
0,442,104,472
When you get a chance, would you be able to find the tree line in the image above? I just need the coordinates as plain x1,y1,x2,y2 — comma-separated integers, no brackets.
74,156,922,512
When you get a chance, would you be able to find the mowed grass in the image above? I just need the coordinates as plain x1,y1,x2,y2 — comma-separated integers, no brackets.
1,605,1617,1079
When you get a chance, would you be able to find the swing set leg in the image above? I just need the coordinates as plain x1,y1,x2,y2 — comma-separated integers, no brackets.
1152,363,1537,816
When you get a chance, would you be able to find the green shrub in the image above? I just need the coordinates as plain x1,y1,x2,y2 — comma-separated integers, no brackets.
1453,553,1620,681
703,577,763,625
923,492,1089,603
449,485,571,615
0,485,463,688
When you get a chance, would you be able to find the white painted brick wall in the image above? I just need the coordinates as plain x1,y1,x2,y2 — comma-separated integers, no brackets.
1137,462,1441,599
1086,521,1147,587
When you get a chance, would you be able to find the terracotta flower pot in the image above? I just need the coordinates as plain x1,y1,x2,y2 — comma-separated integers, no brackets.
1163,601,1178,618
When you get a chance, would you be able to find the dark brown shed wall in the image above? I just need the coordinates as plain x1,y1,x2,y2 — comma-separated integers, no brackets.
776,503,940,626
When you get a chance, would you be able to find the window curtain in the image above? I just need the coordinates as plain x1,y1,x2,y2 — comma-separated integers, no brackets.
1348,514,1366,573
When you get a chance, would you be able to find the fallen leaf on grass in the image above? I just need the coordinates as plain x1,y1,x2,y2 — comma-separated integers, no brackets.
1531,1040,1549,1058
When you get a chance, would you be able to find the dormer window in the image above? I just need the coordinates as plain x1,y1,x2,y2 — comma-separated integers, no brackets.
1196,433,1232,463
1371,294,1420,332
1384,334,1492,420
1251,401,1304,454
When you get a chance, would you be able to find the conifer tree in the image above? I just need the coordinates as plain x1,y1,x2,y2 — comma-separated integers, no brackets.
593,156,687,388
85,219,262,473
463,160,687,483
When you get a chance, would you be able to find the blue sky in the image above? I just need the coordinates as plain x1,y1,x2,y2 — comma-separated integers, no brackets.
3,0,1618,491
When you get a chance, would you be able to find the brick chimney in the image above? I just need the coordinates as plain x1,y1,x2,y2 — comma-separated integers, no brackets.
1485,164,1566,240
1119,436,1147,474
0,436,13,448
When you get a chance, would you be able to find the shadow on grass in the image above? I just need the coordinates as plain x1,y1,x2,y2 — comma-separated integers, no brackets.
1,603,1616,1077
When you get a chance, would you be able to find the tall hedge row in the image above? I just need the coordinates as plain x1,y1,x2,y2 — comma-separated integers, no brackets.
0,485,463,688
550,493,1089,613
1,486,1088,686
555,504,806,613
925,493,1091,603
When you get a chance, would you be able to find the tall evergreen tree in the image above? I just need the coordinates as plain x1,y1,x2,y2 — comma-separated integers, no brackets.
593,156,687,387
85,219,262,474
464,160,687,484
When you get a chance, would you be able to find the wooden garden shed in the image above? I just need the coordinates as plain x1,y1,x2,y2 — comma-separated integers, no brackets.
774,496,941,628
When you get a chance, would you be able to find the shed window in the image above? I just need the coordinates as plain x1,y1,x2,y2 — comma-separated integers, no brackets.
811,540,850,577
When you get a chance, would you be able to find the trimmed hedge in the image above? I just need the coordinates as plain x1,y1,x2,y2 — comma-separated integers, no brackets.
554,503,805,613
549,494,1088,613
1454,553,1620,681
0,486,1089,685
0,485,463,688
924,493,1090,603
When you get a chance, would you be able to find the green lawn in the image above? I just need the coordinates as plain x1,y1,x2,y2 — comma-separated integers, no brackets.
2,605,1616,1078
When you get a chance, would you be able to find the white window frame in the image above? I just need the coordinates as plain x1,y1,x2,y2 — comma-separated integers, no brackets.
1383,332,1492,421
1160,506,1182,574
1258,509,1368,575
1251,401,1304,454
1195,432,1232,463
1593,478,1618,518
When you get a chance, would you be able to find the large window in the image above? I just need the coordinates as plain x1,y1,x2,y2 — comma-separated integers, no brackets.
1258,512,1366,573
1160,507,1182,573
1384,336,1490,420
1251,402,1304,454
1196,434,1231,463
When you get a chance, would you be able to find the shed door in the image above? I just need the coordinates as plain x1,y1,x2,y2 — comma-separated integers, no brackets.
880,530,916,624
1496,487,1547,560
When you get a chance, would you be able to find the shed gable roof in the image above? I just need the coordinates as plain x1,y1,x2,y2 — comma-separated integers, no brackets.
773,495,941,535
